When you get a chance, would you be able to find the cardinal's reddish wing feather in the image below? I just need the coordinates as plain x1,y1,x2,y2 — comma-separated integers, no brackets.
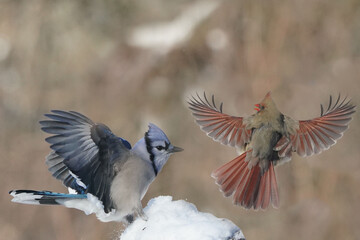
276,95,355,157
188,93,251,148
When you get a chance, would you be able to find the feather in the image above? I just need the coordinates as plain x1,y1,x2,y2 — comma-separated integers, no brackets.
188,93,250,148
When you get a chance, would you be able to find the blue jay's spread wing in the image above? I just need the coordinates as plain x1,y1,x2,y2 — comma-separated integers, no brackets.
46,140,131,194
40,110,131,213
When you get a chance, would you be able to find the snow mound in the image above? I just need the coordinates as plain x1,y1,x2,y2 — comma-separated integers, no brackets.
120,196,245,240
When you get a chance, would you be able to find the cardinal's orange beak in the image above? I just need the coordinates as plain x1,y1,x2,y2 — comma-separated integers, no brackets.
254,104,261,112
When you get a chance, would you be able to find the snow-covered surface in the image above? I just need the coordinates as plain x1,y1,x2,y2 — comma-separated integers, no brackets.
120,196,245,240
61,194,125,222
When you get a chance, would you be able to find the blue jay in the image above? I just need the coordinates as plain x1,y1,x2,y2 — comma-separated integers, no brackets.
10,110,183,223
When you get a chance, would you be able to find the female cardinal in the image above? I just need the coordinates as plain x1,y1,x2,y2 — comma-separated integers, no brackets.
188,92,355,210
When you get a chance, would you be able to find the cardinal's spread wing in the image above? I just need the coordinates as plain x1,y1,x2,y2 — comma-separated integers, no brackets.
40,110,131,213
276,95,355,158
188,93,251,148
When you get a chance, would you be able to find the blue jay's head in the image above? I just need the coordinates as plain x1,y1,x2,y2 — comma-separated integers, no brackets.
144,123,183,175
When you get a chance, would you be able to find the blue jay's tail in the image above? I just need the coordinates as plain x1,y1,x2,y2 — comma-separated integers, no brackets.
9,189,124,222
9,190,87,205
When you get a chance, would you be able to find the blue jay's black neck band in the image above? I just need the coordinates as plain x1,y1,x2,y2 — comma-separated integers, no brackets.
145,132,158,176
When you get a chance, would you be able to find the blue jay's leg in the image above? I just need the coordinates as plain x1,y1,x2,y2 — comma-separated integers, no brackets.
135,206,148,221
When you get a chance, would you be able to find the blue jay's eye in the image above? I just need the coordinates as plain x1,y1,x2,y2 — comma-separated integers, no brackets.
156,146,165,151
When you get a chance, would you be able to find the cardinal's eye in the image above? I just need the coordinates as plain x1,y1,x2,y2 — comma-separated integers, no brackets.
260,105,265,110
156,146,165,151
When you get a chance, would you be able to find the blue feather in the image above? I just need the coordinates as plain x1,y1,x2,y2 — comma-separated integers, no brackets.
119,137,132,149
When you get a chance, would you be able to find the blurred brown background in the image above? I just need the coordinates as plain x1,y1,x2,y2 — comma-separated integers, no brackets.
1,0,359,239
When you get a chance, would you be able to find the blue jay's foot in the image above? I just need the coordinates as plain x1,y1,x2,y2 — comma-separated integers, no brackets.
123,208,147,226
125,214,134,225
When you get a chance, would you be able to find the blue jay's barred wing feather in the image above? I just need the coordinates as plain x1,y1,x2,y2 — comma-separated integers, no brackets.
275,95,355,158
188,93,251,148
46,151,86,193
40,110,130,213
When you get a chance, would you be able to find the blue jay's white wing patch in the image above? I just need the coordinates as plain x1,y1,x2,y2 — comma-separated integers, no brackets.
40,110,131,213
68,169,87,189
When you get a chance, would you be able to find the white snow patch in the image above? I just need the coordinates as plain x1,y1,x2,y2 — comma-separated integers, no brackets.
120,196,244,240
61,193,125,222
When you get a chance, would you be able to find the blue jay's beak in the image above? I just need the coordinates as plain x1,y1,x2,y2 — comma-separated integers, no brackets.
168,145,183,153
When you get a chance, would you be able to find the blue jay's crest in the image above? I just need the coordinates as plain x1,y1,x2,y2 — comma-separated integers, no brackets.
146,123,170,145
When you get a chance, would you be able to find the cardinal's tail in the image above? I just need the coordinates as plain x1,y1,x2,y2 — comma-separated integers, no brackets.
211,151,279,210
9,190,87,205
